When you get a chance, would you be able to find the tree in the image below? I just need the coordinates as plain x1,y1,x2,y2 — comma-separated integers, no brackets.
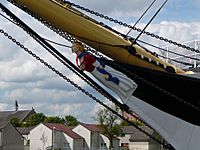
24,113,46,127
120,118,143,127
10,117,21,127
44,116,64,123
94,104,123,149
64,115,79,127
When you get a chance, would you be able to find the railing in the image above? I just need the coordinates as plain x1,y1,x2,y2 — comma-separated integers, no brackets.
162,40,200,69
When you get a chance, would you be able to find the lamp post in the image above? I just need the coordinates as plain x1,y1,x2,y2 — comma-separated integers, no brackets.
52,127,55,150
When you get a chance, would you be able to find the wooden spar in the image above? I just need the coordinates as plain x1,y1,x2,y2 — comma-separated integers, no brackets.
11,0,185,74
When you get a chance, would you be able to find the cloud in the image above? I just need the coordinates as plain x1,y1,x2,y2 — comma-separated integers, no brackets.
195,0,200,5
1,0,200,124
71,0,148,16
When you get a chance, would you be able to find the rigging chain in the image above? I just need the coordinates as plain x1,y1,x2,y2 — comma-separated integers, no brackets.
44,38,195,67
7,0,200,65
0,29,174,149
6,0,200,112
0,3,195,148
1,1,155,131
64,0,200,53
2,1,151,129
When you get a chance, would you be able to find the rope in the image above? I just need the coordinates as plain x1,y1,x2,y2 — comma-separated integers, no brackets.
65,0,200,53
0,3,174,148
126,0,157,36
0,19,173,150
4,1,200,112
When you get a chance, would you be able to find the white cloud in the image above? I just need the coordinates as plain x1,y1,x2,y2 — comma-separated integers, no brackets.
195,0,200,5
71,0,152,17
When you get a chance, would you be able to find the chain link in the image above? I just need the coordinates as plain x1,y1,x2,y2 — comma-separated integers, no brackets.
6,0,114,100
0,2,186,148
6,0,200,114
1,28,173,148
0,28,108,110
6,0,200,115
65,1,200,53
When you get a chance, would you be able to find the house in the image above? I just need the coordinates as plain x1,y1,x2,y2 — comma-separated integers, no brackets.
0,109,36,150
29,123,85,150
119,126,166,150
0,122,24,150
73,123,120,150
17,126,35,146
0,109,36,124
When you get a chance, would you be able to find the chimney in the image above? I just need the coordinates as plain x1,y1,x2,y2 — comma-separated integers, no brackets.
15,100,19,111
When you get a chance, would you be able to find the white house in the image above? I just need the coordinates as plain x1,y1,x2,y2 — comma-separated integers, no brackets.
118,126,165,150
17,126,35,147
30,123,85,150
73,123,120,150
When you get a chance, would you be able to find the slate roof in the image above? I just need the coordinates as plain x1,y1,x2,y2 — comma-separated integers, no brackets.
44,123,83,139
0,121,8,129
17,126,35,135
122,126,154,142
80,124,119,140
0,109,36,123
81,123,100,132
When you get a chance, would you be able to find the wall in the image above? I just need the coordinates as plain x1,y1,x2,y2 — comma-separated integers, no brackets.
2,123,24,150
73,138,84,150
129,142,149,150
0,131,2,146
91,132,100,149
73,125,90,149
101,134,119,150
30,124,52,150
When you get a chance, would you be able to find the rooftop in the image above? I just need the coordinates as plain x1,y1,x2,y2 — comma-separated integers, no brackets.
44,123,83,139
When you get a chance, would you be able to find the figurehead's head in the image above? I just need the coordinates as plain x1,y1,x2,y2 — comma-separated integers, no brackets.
72,41,84,53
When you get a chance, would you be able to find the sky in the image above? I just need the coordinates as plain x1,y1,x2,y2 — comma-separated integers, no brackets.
0,0,200,123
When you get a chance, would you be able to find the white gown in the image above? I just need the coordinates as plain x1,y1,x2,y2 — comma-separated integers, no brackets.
89,60,200,150
90,62,138,101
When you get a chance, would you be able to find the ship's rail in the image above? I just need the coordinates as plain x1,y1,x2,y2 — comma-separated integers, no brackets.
162,39,200,69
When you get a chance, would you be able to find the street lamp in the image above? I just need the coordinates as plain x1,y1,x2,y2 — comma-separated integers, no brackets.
52,127,55,150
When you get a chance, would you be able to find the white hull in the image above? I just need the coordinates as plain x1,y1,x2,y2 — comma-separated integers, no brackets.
124,96,200,150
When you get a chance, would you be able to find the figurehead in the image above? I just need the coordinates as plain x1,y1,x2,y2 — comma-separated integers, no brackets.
72,41,84,53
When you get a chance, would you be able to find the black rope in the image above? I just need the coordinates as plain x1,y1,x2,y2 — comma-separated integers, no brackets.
0,3,126,110
38,37,197,67
0,4,174,148
66,0,200,54
134,0,168,42
126,0,157,35
5,0,200,65
0,10,198,67
137,39,200,62
5,1,200,113
43,38,72,48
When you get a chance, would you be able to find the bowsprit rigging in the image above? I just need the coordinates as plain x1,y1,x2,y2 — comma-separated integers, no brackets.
5,0,199,72
5,0,199,124
0,3,174,149
2,1,200,150
65,0,200,54
126,0,157,36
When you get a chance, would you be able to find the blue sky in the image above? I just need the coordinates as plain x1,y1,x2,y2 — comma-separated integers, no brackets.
0,0,200,123
158,0,200,22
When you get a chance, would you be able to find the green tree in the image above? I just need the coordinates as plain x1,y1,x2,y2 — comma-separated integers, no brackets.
44,116,64,123
24,113,46,127
120,119,143,127
64,115,79,127
94,104,123,149
10,117,22,127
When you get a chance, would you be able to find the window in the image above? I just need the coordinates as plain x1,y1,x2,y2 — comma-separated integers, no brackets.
121,143,129,147
63,142,70,149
